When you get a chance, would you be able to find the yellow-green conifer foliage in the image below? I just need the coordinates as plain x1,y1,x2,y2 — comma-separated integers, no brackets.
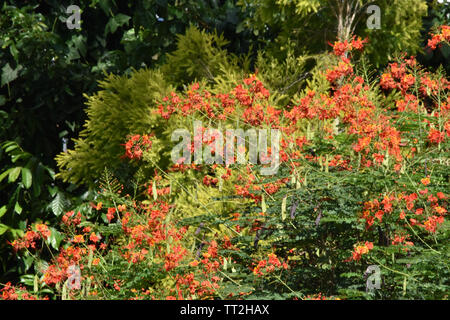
161,25,245,85
56,69,174,185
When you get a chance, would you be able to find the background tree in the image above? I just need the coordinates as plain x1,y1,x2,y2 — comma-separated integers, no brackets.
237,0,428,66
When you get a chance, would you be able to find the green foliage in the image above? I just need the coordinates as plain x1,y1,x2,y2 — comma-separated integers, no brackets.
255,44,317,106
0,3,95,165
0,140,53,279
0,141,54,230
362,0,429,66
238,0,429,67
4,47,450,299
161,25,244,85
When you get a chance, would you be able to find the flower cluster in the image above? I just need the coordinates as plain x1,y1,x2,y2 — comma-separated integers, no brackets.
0,282,45,300
155,76,275,128
427,25,450,50
10,223,51,251
362,187,447,229
347,241,374,261
253,253,288,276
329,36,368,56
122,134,153,160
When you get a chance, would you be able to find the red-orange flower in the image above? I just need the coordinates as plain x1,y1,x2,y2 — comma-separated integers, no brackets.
420,177,430,186
89,232,100,243
35,224,51,240
348,241,374,261
106,207,116,222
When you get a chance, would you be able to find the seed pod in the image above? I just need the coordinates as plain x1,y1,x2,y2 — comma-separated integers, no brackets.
152,180,157,201
261,195,267,213
62,279,68,300
33,274,39,294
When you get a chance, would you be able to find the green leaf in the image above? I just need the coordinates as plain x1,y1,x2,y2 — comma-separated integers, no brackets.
105,14,130,36
114,14,131,26
0,205,7,218
262,194,267,213
8,166,22,183
236,22,245,33
2,141,18,152
50,192,67,216
62,280,68,300
20,255,35,273
71,35,87,57
340,272,360,278
1,63,23,87
67,45,80,61
9,43,19,61
152,180,157,201
441,44,450,59
21,167,32,189
14,201,22,215
0,168,13,183
47,227,64,250
0,223,8,235
19,274,35,287
33,164,44,197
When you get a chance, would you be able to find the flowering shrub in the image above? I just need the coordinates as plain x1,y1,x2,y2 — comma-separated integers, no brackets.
2,27,449,300
122,134,153,161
